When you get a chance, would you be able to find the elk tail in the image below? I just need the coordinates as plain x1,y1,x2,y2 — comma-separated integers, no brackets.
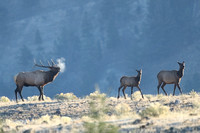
14,74,18,84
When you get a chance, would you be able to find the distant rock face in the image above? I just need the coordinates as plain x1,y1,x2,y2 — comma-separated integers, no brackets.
1,0,200,98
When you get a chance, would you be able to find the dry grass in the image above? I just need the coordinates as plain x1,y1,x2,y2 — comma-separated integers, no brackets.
30,114,71,125
0,115,72,132
132,91,144,100
1,90,200,132
114,103,132,116
27,95,52,101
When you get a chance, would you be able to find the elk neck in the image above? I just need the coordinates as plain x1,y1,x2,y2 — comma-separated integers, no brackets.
136,73,142,82
177,66,184,78
45,69,60,83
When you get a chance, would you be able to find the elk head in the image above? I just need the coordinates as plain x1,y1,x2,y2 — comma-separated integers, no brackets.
177,61,185,70
136,69,142,75
34,59,61,72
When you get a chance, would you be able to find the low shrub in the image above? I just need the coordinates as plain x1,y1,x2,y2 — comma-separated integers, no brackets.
54,93,78,101
86,90,106,101
0,96,10,102
86,90,110,120
114,103,131,116
83,121,119,133
189,90,199,98
0,119,3,132
132,91,143,100
88,98,108,119
139,103,169,118
60,116,72,124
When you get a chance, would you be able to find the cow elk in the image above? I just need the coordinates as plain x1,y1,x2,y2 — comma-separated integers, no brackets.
157,61,185,96
117,69,144,100
14,60,60,102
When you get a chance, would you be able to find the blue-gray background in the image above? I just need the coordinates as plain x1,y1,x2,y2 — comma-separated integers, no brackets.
0,0,200,99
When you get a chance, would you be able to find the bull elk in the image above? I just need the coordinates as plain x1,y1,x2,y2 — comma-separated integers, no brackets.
157,61,185,96
14,60,60,102
117,69,144,100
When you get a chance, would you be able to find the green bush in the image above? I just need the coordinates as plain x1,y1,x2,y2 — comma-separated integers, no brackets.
83,89,119,133
0,119,3,132
83,121,118,133
54,93,78,101
0,96,10,102
86,90,106,101
86,90,109,120
139,103,169,118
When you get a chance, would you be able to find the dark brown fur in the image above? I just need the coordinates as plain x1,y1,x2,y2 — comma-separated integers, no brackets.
14,61,60,102
117,69,144,100
157,61,185,96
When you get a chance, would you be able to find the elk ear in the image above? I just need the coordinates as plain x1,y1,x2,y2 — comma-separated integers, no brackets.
177,61,181,65
182,61,185,66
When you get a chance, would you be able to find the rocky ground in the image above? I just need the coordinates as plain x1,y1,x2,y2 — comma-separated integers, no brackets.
1,91,200,132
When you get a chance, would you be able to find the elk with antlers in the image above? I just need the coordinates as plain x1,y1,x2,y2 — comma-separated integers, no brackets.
14,59,60,102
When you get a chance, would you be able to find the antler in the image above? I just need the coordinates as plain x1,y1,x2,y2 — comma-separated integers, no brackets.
51,59,56,66
34,59,52,68
47,60,51,66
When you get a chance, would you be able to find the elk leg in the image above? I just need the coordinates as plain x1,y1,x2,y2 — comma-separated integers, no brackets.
37,86,42,101
161,83,167,96
177,84,183,95
41,86,44,101
122,86,127,99
131,87,133,100
15,89,18,103
117,86,123,99
137,86,144,99
157,81,162,95
173,84,177,96
19,90,24,102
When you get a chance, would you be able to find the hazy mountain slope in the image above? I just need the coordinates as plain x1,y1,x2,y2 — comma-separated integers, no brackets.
0,0,199,99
